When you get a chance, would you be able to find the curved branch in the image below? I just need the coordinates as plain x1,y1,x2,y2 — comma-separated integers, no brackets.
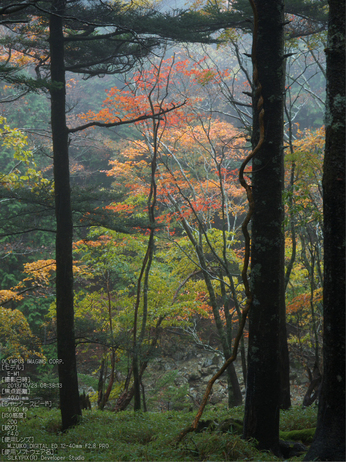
68,101,186,133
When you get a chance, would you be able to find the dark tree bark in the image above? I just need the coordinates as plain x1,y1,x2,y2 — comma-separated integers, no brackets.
242,0,286,455
49,0,81,431
303,0,345,460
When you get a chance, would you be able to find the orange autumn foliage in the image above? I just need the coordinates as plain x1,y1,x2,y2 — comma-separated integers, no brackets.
287,288,323,314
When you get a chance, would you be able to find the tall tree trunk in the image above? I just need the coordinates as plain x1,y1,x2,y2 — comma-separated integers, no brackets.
49,0,81,430
303,0,345,459
243,0,285,455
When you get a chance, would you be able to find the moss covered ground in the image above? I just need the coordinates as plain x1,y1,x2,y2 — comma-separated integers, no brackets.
0,404,317,461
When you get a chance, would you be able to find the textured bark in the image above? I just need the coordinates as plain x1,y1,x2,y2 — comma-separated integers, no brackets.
243,0,285,454
49,0,81,430
303,0,345,459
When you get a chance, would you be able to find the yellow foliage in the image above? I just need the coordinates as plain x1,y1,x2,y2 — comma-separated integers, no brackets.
23,259,86,288
23,259,56,284
0,116,49,189
0,290,24,304
0,307,44,360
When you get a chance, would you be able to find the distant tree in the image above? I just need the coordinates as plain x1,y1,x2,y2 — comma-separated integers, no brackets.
95,56,246,407
303,0,345,459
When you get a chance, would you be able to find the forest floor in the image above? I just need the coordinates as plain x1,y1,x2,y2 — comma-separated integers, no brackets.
0,403,317,461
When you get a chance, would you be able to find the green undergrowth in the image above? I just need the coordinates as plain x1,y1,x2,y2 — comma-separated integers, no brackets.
0,404,317,461
280,428,316,444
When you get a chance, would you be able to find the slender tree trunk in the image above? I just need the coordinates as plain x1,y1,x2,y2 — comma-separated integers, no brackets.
163,168,242,406
243,0,285,455
99,349,116,410
221,277,243,406
279,309,291,410
304,0,345,459
200,261,242,406
281,119,298,410
280,218,291,409
226,363,242,407
230,277,247,385
114,319,163,412
97,357,105,407
133,349,141,410
49,0,81,430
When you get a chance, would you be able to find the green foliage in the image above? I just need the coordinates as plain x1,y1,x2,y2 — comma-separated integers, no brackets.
146,371,190,411
0,116,55,300
71,227,201,333
19,295,55,335
29,370,61,406
0,115,49,189
280,405,318,431
25,345,60,405
2,89,50,129
0,306,43,360
0,404,317,461
0,64,49,93
280,428,316,444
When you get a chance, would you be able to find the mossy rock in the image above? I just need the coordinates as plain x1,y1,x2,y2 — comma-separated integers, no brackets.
279,440,308,458
195,419,217,432
217,418,243,434
279,427,316,444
